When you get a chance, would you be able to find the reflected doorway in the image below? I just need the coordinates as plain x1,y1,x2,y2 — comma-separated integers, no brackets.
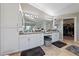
63,18,74,43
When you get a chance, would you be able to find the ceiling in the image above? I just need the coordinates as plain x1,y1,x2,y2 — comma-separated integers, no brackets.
29,3,79,16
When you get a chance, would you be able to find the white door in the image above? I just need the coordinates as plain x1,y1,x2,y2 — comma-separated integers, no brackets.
1,28,19,55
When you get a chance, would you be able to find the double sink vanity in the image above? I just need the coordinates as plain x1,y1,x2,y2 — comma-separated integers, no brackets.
19,31,59,52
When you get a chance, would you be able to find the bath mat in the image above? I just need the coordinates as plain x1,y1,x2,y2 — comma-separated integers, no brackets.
52,41,67,48
66,45,79,56
21,46,45,56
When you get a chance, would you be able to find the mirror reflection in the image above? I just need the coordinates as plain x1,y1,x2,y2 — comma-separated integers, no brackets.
22,12,53,33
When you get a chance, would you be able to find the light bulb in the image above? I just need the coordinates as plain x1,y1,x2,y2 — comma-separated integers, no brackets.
31,17,34,19
25,13,29,16
36,16,38,18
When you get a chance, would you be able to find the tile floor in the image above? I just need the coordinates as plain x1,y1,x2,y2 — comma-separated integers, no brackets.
9,36,79,56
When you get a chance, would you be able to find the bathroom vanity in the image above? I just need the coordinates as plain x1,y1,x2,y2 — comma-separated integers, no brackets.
19,32,44,51
19,31,59,51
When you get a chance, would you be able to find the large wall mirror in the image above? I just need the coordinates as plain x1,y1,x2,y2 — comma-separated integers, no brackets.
22,12,53,32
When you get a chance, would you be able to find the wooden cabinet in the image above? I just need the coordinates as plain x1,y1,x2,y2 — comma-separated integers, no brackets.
51,32,59,43
19,33,44,51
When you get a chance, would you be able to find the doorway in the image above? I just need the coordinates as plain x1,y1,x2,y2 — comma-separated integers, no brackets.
63,18,75,43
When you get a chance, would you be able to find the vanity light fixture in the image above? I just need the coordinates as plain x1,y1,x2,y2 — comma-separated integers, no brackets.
47,18,52,20
34,15,37,18
31,17,34,19
34,15,38,18
25,13,39,19
25,13,30,16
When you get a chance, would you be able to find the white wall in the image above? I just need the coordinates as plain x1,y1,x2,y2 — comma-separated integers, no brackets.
0,4,1,55
55,12,79,41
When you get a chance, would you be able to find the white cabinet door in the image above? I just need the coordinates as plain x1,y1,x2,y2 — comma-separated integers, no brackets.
1,28,19,55
0,4,19,28
29,34,37,49
29,34,44,49
19,35,29,51
36,34,44,46
19,33,44,51
52,32,59,43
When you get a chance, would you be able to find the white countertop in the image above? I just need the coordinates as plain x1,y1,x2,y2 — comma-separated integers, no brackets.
19,31,59,35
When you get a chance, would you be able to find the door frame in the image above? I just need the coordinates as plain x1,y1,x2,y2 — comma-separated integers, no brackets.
62,16,77,42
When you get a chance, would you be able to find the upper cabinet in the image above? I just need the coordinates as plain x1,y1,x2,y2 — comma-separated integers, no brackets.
0,4,19,28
